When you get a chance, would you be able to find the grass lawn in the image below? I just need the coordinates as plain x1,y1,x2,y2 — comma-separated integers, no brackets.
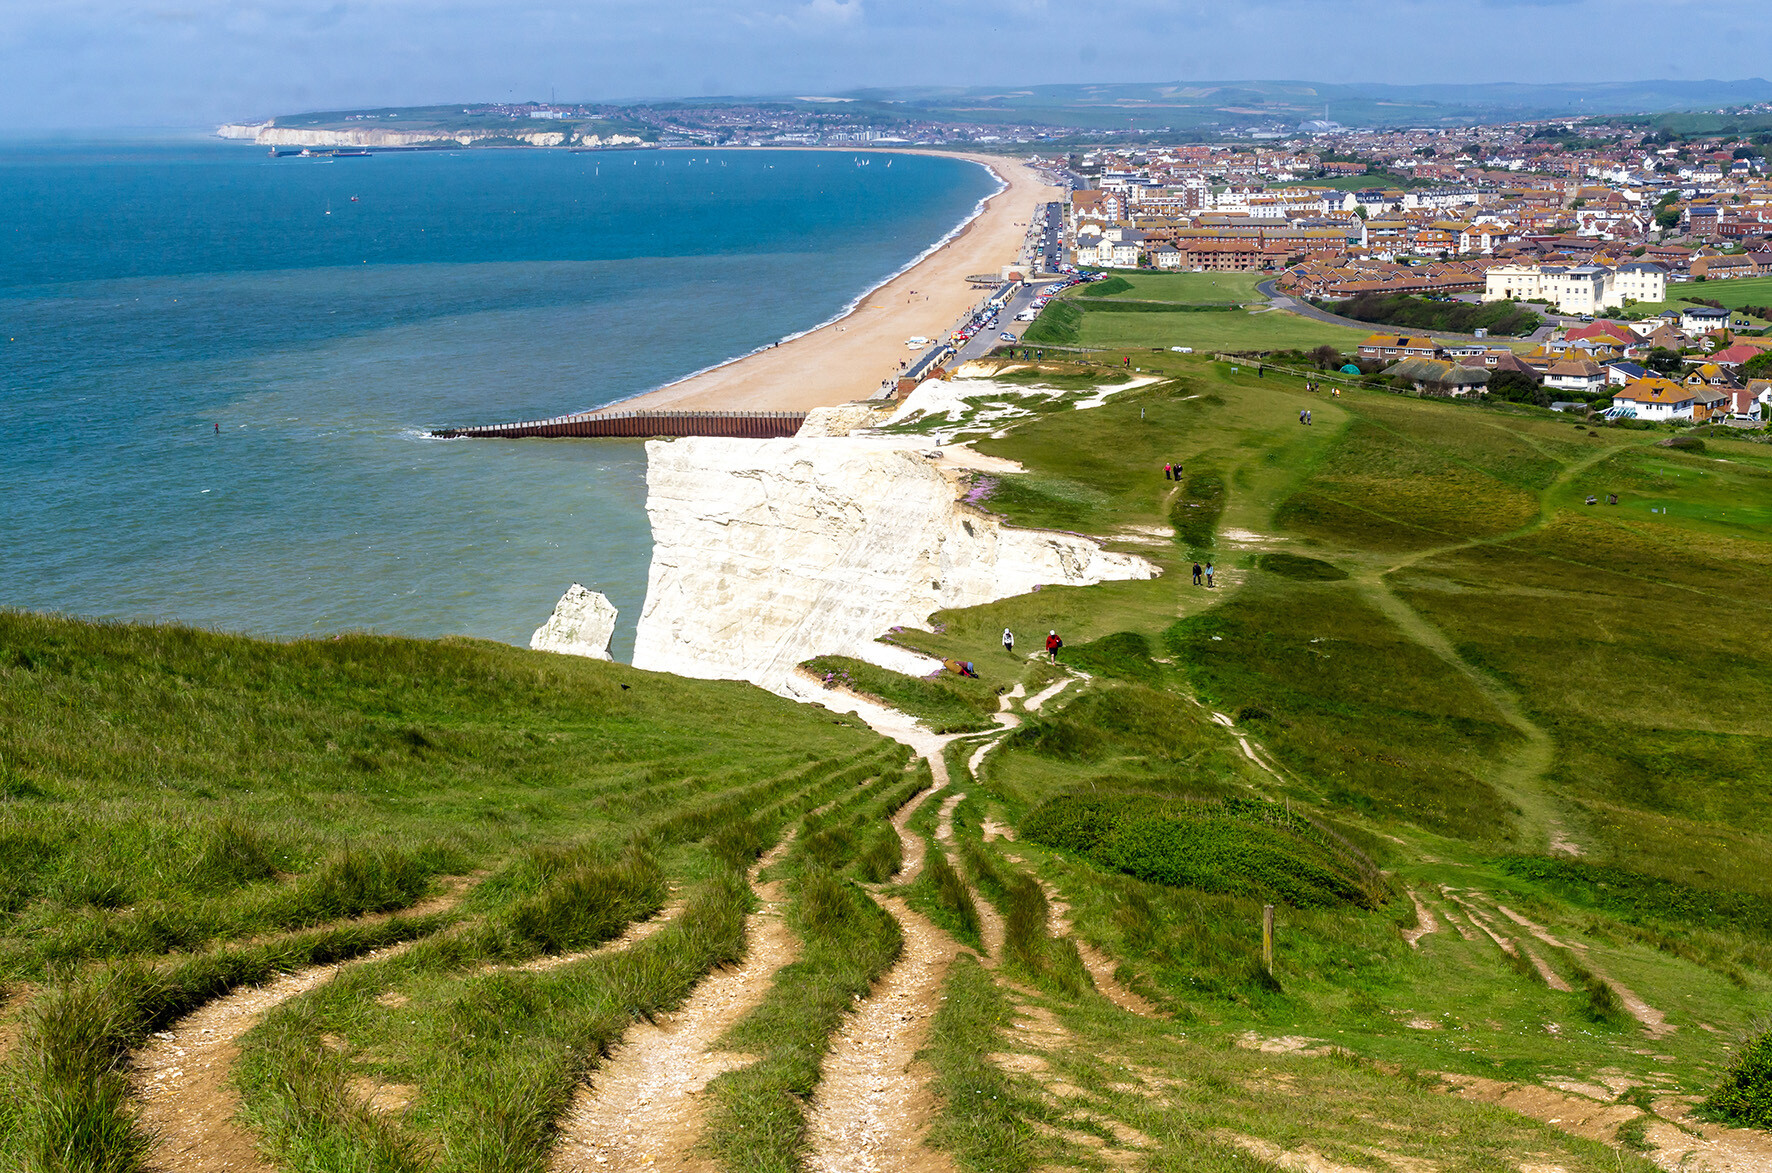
1620,274,1772,326
1074,270,1266,304
1073,304,1372,352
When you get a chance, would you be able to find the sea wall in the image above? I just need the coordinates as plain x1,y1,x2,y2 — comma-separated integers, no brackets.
630,436,1156,693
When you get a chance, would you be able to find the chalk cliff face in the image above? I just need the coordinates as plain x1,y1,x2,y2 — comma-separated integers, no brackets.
215,124,640,150
631,437,1156,693
531,584,618,660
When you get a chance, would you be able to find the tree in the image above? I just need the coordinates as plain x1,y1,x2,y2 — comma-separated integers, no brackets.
1742,350,1772,380
1487,369,1547,406
1308,344,1343,370
1656,204,1683,231
1646,347,1686,376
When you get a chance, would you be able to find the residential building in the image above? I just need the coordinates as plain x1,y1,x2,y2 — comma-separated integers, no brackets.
1358,334,1444,361
1543,359,1607,393
1610,377,1698,420
1482,262,1667,314
1681,305,1731,334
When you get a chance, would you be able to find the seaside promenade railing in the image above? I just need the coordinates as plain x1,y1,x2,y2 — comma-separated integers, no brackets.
431,409,807,440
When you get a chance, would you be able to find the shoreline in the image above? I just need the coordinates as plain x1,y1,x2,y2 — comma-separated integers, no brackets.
612,149,1061,414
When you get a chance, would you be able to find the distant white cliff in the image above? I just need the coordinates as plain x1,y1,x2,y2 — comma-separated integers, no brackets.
214,123,641,150
531,584,618,660
630,435,1156,694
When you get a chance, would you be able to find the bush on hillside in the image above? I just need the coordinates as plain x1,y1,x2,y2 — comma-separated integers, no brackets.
1327,293,1542,337
1487,369,1550,407
1703,1023,1772,1129
1021,300,1082,345
1022,793,1387,908
1088,276,1133,296
1063,631,1161,686
1258,554,1348,581
1171,470,1225,551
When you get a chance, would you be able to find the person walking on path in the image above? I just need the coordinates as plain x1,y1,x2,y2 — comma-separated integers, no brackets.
1045,630,1062,664
1002,628,1015,655
1192,562,1203,585
1204,562,1215,588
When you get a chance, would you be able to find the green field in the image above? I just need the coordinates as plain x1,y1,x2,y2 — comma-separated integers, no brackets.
1621,274,1772,326
4,309,1772,1171
1028,297,1372,353
1073,270,1266,304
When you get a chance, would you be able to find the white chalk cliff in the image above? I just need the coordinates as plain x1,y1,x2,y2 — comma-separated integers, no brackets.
531,584,618,660
631,436,1156,694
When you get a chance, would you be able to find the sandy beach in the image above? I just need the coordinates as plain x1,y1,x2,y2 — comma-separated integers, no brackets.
618,151,1061,413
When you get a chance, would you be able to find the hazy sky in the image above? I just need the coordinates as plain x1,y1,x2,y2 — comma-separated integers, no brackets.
4,0,1769,130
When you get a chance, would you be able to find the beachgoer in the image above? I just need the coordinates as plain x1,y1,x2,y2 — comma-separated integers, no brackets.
1045,630,1062,664
1002,628,1015,655
1192,562,1203,585
1204,562,1215,587
213,423,219,434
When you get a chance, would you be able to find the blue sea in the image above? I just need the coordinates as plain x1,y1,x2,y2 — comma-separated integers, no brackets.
0,140,996,658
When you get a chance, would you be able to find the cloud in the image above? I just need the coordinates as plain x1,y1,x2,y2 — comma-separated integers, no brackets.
797,0,862,24
0,0,1768,129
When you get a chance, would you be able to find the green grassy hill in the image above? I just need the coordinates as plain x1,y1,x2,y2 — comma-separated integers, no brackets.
4,310,1772,1171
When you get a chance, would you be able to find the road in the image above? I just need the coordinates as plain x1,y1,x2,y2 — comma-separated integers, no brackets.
1256,279,1556,346
951,278,1069,363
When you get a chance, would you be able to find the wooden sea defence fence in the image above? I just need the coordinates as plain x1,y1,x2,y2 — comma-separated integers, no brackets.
431,409,807,440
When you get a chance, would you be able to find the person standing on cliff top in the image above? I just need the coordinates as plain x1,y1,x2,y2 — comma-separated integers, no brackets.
1045,630,1062,664
1002,628,1015,655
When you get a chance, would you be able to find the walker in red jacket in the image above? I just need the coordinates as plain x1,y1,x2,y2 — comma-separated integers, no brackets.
1045,630,1062,663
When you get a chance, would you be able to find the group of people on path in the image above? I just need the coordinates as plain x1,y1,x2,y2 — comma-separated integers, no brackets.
1299,408,1313,425
1303,382,1342,398
1192,562,1215,587
1162,461,1185,480
1001,628,1064,664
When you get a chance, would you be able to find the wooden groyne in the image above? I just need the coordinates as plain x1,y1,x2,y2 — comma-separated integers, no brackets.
431,409,807,440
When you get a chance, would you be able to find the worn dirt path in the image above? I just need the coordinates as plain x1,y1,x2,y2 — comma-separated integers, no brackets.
547,843,799,1173
803,707,969,1173
131,940,423,1173
127,880,476,1173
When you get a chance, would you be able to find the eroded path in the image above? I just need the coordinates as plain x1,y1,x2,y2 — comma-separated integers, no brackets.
127,878,478,1173
547,845,798,1173
803,717,965,1173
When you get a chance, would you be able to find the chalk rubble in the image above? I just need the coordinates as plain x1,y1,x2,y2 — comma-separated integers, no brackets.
531,584,618,660
632,436,1157,694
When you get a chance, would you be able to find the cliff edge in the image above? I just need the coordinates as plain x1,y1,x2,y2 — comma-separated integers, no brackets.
630,436,1155,694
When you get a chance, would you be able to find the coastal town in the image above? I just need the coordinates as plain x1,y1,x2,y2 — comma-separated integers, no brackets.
1025,117,1772,424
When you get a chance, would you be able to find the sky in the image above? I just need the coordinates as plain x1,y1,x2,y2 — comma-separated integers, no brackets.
3,0,1770,130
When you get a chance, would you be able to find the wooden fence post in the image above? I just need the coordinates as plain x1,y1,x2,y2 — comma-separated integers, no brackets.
1262,904,1275,975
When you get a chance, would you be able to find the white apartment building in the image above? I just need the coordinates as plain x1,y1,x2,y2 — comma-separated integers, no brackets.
1483,262,1667,314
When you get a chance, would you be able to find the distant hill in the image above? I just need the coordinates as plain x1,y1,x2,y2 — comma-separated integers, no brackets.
838,78,1772,129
